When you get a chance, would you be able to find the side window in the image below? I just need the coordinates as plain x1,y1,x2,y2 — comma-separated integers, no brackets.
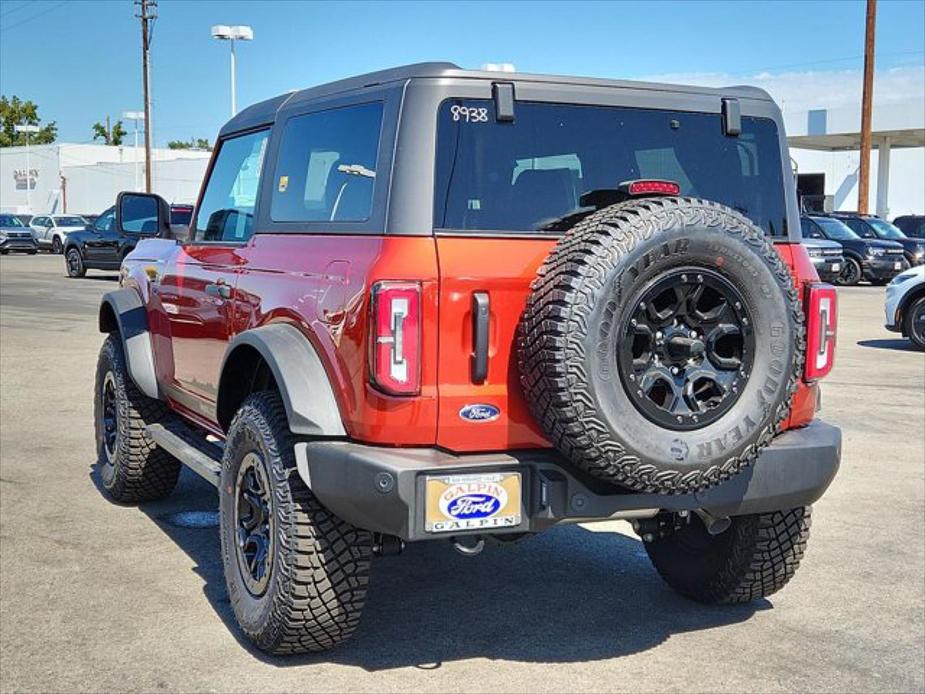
94,208,115,232
33,216,47,227
194,129,269,243
844,218,872,238
271,102,383,223
801,218,822,239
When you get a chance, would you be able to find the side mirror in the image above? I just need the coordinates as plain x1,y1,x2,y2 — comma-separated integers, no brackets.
116,192,171,238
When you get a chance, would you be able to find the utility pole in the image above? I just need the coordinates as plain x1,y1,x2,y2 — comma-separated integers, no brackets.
858,0,876,214
136,0,157,193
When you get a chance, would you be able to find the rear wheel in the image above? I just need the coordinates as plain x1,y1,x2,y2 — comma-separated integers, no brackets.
905,296,925,350
644,507,812,603
837,257,862,286
219,391,373,654
66,247,86,277
94,334,181,502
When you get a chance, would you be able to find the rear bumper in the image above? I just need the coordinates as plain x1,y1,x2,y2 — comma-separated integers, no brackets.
295,420,842,542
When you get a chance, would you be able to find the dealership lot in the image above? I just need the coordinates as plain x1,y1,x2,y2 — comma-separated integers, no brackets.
0,254,922,693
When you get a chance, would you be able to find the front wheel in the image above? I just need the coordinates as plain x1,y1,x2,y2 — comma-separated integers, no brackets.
219,391,373,654
94,334,181,502
905,296,925,351
644,506,811,603
52,236,63,254
66,247,86,277
836,257,862,286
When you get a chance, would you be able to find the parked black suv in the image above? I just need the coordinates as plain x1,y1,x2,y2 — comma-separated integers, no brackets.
801,215,906,285
63,202,190,278
832,212,925,268
893,215,925,240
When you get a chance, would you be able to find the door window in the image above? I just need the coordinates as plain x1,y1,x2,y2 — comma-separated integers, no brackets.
843,218,874,239
270,102,383,223
93,208,115,232
193,129,269,243
800,218,824,239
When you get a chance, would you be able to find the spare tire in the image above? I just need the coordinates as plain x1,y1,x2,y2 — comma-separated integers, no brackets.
518,197,804,495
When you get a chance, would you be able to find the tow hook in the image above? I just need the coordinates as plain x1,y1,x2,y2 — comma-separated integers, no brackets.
695,509,732,536
373,533,405,556
451,536,485,557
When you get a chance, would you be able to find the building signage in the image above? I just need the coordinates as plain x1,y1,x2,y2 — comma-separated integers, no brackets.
13,169,38,190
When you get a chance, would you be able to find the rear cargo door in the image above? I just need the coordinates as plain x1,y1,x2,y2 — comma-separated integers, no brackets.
434,237,553,451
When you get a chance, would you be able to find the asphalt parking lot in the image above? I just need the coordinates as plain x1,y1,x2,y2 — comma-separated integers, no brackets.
0,253,923,693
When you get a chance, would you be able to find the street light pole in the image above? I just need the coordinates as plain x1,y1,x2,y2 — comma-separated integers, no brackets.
211,25,253,117
14,124,39,213
858,0,876,215
230,37,236,116
123,111,145,191
136,0,157,193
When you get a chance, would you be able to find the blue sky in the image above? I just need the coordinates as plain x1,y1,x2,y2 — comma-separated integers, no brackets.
1,0,923,145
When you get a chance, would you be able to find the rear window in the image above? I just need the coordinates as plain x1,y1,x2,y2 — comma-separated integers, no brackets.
170,207,193,226
434,100,788,236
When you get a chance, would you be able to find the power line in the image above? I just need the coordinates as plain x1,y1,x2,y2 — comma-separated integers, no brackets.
0,1,34,19
0,0,67,33
738,49,924,75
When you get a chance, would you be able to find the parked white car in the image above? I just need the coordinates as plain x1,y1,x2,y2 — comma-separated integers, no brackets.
884,265,925,350
29,214,88,254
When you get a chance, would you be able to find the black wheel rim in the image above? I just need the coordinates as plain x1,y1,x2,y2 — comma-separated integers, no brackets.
52,238,61,253
67,250,80,275
839,259,860,285
618,268,755,431
101,371,118,462
913,303,925,343
234,452,274,596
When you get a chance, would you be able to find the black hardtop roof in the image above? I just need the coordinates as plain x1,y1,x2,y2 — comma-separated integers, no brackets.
220,61,775,136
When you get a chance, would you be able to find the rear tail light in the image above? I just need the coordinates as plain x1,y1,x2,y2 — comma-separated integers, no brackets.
804,283,838,381
370,281,421,395
619,179,681,196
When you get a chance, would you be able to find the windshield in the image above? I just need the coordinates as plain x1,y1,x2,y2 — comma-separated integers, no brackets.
866,217,907,240
435,100,788,236
813,217,859,241
54,216,86,226
0,215,25,227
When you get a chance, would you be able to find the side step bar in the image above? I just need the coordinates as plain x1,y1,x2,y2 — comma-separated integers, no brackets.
146,422,223,487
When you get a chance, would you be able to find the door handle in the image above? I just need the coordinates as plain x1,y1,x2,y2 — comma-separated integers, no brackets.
205,281,231,299
471,292,490,383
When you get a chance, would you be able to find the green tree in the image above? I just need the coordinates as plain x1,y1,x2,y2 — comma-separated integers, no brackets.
0,95,57,147
168,137,211,150
91,117,126,146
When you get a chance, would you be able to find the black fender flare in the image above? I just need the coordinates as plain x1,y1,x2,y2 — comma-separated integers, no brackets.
218,324,347,437
98,288,160,400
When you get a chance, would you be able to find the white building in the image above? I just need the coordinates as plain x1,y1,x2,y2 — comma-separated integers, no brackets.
786,95,924,219
0,143,210,216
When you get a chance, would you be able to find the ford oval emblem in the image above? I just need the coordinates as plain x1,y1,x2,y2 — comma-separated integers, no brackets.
459,403,500,422
439,483,508,521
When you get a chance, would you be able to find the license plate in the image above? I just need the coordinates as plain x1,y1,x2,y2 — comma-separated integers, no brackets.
895,261,902,270
425,472,521,533
831,263,840,272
